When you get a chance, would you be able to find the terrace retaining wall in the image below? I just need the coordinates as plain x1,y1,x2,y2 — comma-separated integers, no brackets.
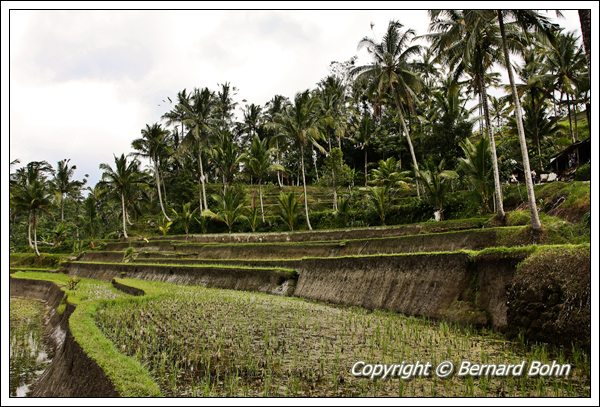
63,262,296,295
9,277,118,397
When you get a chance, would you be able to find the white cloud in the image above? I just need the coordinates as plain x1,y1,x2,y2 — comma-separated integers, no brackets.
9,9,583,185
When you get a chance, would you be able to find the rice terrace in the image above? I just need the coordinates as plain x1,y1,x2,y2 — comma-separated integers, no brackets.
4,5,595,404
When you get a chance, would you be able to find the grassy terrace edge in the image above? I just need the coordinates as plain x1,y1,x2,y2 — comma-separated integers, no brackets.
108,225,525,248
73,243,590,265
67,261,298,279
10,271,162,397
95,216,492,243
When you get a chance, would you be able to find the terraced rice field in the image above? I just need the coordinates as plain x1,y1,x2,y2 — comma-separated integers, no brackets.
9,297,51,397
95,280,591,397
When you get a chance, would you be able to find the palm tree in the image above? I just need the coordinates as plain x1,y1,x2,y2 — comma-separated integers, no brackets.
489,95,508,131
11,161,53,251
543,30,587,143
578,10,591,63
241,103,263,145
352,21,423,194
12,175,52,256
216,82,238,130
415,160,458,221
370,157,411,193
352,112,378,186
99,154,145,239
497,10,558,231
210,130,245,192
368,186,388,225
182,87,216,212
245,135,283,222
171,202,197,238
132,123,172,221
458,138,494,213
318,75,349,150
276,191,300,231
275,90,324,230
264,95,290,187
52,158,85,222
428,10,506,220
203,188,247,233
162,89,190,148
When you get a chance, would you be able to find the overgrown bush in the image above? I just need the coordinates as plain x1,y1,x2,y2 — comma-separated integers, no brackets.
506,245,591,350
573,163,591,181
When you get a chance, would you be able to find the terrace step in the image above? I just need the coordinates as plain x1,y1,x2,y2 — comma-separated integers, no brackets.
139,218,489,243
63,248,535,329
100,226,529,260
62,261,297,296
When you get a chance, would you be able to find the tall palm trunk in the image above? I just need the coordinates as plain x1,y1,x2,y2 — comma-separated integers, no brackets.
155,162,171,221
121,192,128,239
332,168,338,211
32,212,40,256
60,195,65,222
275,140,283,188
27,212,34,249
300,145,312,230
198,149,209,211
312,147,319,182
364,149,368,187
396,106,421,198
498,11,541,231
259,182,265,222
480,78,506,220
126,207,134,226
566,92,575,143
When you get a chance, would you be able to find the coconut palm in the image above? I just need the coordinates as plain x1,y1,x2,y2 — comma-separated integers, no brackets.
216,82,238,130
52,158,86,222
276,191,300,231
241,103,263,145
352,20,423,193
12,174,52,256
458,137,494,213
497,10,559,231
171,202,197,238
182,87,216,212
162,89,190,148
370,157,411,193
368,186,388,225
428,9,506,220
264,95,291,187
99,154,145,239
415,159,458,221
245,135,283,222
318,75,349,150
210,130,246,192
132,123,172,221
274,90,325,230
352,112,379,186
543,30,587,143
203,188,247,233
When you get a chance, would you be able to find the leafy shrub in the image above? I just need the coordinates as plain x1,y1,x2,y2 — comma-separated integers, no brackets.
574,163,590,181
66,276,81,290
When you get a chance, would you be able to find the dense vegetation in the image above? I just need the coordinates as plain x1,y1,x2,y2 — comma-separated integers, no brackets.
10,11,590,253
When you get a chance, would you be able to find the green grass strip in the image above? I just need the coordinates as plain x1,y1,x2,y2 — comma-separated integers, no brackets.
11,271,162,396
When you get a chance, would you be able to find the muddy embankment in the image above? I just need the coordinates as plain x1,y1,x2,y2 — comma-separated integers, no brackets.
9,277,118,397
63,262,296,296
294,252,527,329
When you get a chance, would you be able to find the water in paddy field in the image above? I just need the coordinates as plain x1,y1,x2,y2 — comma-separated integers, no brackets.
9,297,52,397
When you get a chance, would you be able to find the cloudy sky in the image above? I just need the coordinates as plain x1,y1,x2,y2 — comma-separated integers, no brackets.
9,9,582,186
